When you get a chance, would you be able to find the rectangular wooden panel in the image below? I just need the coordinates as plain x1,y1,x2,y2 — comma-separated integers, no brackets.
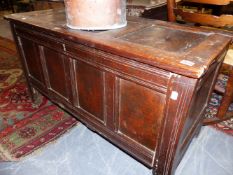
75,60,105,123
120,26,206,53
117,79,165,150
43,47,71,101
19,37,45,85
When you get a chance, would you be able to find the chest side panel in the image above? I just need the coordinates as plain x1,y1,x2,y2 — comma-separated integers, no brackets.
74,59,105,123
18,37,45,88
116,78,166,151
42,47,73,102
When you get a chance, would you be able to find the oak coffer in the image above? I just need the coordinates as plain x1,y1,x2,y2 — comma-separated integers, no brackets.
5,9,231,175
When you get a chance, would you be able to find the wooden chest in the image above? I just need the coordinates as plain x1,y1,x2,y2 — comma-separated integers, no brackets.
5,9,231,175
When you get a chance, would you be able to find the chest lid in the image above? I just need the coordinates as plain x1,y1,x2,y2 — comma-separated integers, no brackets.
5,9,231,78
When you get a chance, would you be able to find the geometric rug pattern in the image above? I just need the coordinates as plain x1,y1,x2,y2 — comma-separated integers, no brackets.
205,91,233,136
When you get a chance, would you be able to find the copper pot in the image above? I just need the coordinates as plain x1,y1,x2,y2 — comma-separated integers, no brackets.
64,0,127,30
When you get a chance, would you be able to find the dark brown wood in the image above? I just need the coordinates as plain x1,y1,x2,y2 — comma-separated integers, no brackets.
166,0,233,125
141,4,168,21
75,60,105,122
5,10,231,175
217,65,233,119
167,0,176,22
32,0,64,11
118,79,165,150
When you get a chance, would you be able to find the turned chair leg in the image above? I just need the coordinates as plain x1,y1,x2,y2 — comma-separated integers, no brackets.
216,67,233,120
167,0,177,22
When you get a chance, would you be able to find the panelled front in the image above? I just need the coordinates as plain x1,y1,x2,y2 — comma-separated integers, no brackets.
116,79,166,151
15,28,170,165
18,37,45,88
72,57,167,150
42,47,73,103
74,59,105,124
15,26,73,103
72,57,167,154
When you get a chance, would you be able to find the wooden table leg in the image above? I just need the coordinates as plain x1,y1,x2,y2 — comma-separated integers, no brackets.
217,67,233,118
204,66,233,125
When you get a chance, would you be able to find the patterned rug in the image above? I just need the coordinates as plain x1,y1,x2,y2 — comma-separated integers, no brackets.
0,36,78,161
204,74,233,136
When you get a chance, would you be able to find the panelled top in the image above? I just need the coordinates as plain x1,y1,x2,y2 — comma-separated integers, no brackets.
5,9,231,78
